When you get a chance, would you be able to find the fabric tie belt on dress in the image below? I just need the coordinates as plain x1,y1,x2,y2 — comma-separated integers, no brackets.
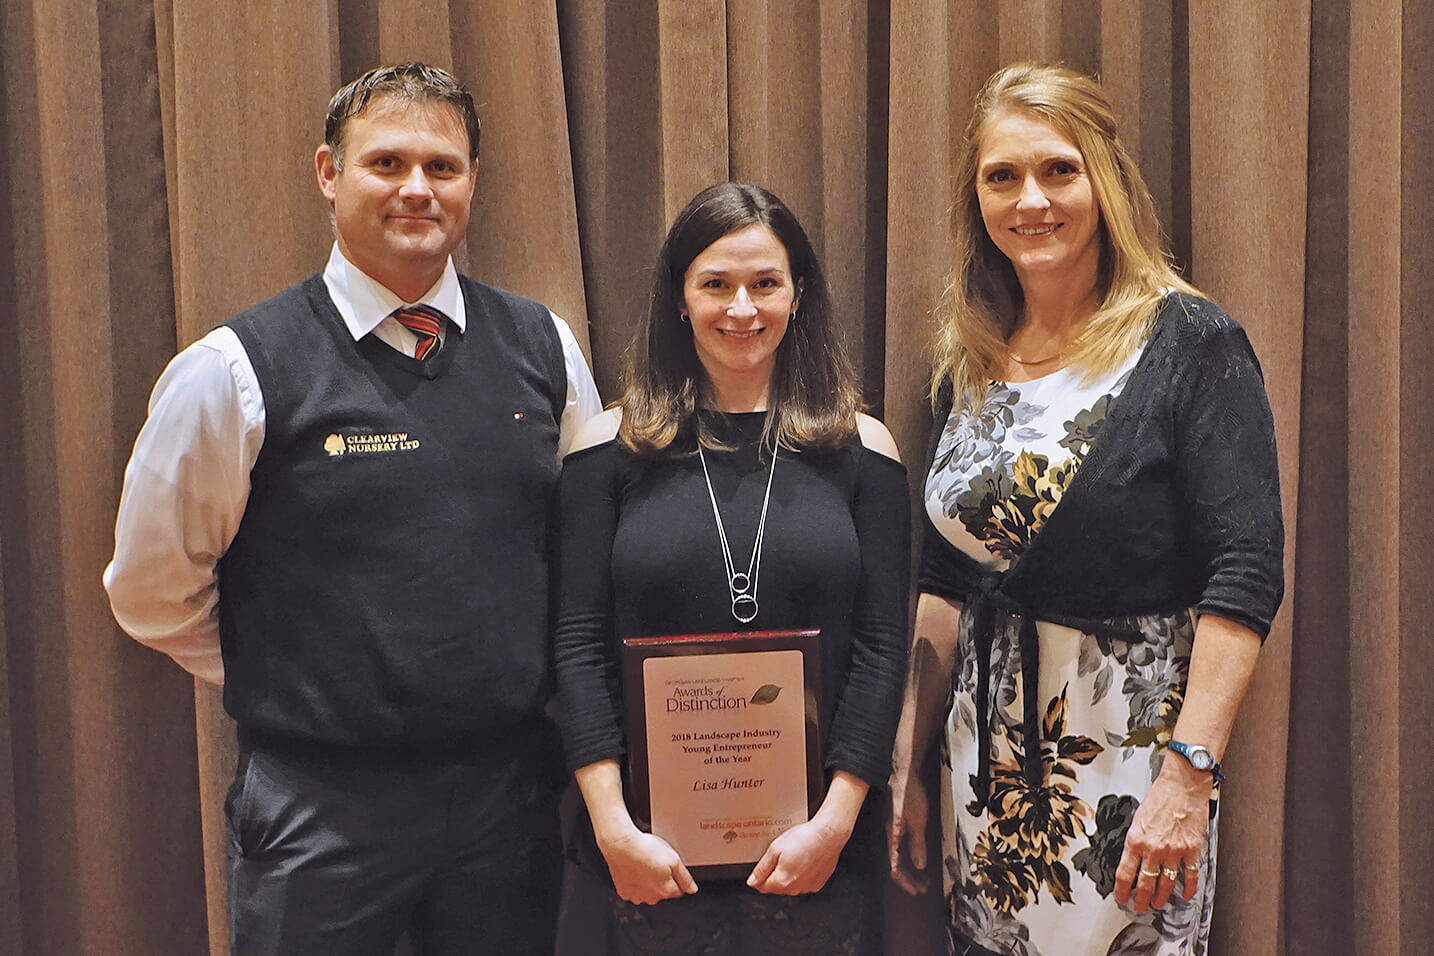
965,572,1143,813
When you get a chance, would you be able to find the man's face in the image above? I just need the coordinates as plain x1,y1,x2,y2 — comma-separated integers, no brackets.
315,96,476,300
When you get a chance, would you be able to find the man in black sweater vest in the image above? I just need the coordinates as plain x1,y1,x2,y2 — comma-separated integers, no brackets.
104,63,601,955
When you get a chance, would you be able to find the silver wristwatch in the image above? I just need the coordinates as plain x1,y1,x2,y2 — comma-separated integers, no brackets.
1168,740,1225,784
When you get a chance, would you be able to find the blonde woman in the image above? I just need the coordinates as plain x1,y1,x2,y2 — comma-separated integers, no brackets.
888,64,1283,956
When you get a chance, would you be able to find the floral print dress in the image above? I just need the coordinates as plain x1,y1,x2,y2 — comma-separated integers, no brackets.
926,355,1216,956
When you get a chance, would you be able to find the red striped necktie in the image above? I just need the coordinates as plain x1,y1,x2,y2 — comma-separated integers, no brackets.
391,304,446,360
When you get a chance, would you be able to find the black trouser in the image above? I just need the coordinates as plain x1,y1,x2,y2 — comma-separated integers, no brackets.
225,727,563,956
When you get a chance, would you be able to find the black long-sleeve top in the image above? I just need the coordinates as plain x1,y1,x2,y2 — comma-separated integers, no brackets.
553,413,910,867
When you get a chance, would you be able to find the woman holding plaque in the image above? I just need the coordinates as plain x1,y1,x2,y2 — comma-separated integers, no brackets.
886,64,1284,955
553,182,910,954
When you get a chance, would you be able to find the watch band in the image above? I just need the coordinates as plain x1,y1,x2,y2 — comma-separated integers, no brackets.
1168,739,1225,785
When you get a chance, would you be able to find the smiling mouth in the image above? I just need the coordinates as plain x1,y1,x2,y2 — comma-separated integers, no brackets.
719,328,764,339
1013,223,1060,237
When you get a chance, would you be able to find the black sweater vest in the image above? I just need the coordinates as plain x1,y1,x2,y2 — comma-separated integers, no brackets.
219,274,566,752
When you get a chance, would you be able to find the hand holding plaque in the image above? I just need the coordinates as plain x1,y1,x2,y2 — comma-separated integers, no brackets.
746,769,868,894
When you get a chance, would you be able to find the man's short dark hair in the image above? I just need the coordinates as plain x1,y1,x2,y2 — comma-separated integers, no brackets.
324,62,480,168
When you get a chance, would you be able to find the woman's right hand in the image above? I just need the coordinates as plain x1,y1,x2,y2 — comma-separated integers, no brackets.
599,827,699,905
888,767,932,895
886,593,963,897
575,759,698,905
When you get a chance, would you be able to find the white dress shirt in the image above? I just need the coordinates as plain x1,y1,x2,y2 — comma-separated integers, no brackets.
103,245,603,684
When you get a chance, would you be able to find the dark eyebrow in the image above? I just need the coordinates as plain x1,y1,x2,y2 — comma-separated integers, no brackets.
691,266,787,279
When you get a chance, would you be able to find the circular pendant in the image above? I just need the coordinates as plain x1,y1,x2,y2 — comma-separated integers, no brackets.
732,594,758,623
730,571,751,593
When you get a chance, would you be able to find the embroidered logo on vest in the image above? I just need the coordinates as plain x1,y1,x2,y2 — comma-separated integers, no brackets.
323,432,421,457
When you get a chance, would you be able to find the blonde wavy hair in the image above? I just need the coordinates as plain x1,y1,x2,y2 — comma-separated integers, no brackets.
933,62,1199,413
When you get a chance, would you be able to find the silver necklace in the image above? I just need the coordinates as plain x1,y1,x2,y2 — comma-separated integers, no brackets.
697,444,778,624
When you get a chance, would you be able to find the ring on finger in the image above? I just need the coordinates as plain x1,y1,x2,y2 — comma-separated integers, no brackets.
1162,867,1180,880
1184,862,1200,872
1139,866,1160,878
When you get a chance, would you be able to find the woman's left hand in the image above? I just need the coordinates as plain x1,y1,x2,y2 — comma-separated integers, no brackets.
1113,757,1212,912
747,817,847,895
1114,613,1262,913
748,770,868,896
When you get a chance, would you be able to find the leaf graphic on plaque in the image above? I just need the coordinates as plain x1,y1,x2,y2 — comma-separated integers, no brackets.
750,684,782,705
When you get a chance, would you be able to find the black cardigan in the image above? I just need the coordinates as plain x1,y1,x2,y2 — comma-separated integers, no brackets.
919,293,1284,805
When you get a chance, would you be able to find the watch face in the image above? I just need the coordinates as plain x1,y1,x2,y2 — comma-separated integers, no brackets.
1189,749,1212,770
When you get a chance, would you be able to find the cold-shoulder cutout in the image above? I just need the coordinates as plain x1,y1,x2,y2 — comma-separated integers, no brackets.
857,413,902,463
566,406,623,456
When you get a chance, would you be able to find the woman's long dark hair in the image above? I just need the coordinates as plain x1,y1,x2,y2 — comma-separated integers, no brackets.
618,182,861,457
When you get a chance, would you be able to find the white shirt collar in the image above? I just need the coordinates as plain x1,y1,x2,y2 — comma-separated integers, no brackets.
320,244,467,341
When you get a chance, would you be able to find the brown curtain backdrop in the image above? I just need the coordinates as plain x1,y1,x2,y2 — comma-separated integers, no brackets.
1,1,1427,954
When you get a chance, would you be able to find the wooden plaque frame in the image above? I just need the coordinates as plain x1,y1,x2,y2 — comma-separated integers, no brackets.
621,628,823,879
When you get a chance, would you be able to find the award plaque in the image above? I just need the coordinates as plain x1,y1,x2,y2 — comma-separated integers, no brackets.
621,628,823,879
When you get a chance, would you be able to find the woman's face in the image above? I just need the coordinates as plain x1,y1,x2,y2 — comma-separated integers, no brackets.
975,109,1101,287
681,223,797,390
